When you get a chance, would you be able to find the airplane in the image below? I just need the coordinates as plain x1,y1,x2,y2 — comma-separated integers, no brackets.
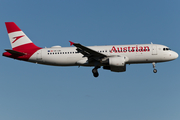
3,22,178,77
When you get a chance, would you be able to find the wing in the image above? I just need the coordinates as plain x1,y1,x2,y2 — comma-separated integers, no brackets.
69,41,107,61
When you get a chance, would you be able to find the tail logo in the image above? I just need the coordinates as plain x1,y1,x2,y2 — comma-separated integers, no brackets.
12,35,25,43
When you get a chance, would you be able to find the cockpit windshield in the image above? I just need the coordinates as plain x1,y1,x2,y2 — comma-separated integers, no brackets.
163,48,171,51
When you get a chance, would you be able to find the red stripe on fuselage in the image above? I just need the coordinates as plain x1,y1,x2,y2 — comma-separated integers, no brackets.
3,43,42,61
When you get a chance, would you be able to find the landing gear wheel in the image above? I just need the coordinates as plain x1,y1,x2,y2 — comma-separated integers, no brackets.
153,69,157,73
92,68,99,77
152,62,157,73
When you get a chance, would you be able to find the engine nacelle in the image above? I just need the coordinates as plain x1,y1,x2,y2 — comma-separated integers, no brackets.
103,56,127,72
109,57,125,67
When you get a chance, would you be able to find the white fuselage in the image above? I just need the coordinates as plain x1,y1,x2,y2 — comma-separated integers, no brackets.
29,44,178,66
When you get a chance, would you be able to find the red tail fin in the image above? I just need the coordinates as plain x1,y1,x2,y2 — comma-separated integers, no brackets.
3,22,42,61
5,22,41,51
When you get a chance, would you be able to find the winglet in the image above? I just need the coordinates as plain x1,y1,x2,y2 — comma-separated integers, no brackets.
69,41,74,46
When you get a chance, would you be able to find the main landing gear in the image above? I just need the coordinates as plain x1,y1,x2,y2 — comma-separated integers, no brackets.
92,66,100,77
152,62,157,73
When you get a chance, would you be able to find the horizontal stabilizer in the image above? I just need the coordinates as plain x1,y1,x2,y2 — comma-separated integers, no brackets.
5,49,26,56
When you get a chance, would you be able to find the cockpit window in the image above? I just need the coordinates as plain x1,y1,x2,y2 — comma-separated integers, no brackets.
163,48,171,51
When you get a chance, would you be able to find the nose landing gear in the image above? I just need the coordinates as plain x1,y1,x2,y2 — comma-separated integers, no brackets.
152,62,157,73
92,66,100,77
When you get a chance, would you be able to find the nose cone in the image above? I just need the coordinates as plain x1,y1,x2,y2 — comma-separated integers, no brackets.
172,51,178,60
174,52,179,59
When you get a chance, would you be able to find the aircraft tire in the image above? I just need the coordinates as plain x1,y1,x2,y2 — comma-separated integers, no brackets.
153,69,157,73
92,68,99,77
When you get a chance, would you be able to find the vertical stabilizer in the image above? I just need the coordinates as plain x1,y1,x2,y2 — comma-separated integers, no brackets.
5,22,40,51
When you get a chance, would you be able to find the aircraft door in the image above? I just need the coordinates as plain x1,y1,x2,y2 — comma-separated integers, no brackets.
36,50,42,61
152,45,157,55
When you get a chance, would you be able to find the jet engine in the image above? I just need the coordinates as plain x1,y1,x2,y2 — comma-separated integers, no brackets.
103,56,127,72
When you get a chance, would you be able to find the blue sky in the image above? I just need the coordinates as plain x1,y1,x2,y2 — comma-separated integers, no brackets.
0,0,180,120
